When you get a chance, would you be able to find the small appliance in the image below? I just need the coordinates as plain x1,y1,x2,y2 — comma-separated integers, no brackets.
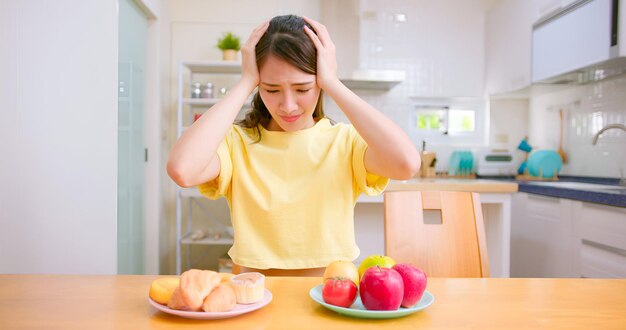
477,150,515,177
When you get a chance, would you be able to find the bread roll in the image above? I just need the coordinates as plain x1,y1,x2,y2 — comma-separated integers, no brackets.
202,283,237,312
148,277,180,305
167,269,220,311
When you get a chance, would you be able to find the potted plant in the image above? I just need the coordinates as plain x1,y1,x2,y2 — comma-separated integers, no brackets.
217,32,240,61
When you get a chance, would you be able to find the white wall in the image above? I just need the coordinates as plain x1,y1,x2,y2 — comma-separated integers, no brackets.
528,75,626,178
322,0,488,172
0,0,118,274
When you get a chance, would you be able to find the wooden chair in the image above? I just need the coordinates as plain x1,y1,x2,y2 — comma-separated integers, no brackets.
384,190,489,277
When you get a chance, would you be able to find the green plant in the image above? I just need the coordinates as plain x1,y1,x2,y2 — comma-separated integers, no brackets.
217,32,241,51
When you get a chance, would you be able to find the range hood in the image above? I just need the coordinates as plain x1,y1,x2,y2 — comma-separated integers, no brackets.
340,69,406,90
532,0,625,84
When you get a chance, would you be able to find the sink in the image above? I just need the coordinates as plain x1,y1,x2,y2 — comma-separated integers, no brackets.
525,181,626,193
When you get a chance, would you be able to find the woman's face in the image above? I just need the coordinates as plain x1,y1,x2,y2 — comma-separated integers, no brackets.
258,55,320,132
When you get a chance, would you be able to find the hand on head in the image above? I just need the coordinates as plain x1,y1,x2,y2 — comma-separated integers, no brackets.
240,20,270,88
240,16,339,92
302,16,339,91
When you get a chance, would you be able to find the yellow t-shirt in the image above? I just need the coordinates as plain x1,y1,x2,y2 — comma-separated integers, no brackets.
198,118,389,269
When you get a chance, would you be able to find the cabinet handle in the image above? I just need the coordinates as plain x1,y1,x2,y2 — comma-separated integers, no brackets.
582,239,626,257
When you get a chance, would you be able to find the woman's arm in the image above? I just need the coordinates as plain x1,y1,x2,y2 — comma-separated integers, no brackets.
303,17,420,180
167,21,269,187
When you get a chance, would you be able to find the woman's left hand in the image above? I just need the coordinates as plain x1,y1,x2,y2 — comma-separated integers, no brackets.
303,16,339,91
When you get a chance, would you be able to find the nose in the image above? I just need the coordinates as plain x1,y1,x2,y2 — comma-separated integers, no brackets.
279,91,298,114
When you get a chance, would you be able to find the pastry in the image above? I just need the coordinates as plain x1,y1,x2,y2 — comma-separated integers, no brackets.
202,283,237,312
231,272,265,304
148,277,180,305
167,269,221,311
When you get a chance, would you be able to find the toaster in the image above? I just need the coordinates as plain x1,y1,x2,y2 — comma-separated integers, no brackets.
477,150,515,176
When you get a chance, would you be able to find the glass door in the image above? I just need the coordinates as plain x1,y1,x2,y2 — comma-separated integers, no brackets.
117,0,148,274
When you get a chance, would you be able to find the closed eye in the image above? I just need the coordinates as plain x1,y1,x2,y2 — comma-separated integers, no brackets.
297,89,311,94
265,89,279,94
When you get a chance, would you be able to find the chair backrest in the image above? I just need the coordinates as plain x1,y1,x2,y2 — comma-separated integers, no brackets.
384,190,489,277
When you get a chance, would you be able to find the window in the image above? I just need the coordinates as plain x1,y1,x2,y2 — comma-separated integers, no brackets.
410,98,486,146
415,107,476,135
448,109,475,134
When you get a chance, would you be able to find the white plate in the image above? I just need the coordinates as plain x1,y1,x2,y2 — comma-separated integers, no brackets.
309,285,434,319
149,289,272,320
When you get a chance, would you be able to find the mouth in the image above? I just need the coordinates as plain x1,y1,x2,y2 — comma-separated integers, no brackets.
280,114,301,123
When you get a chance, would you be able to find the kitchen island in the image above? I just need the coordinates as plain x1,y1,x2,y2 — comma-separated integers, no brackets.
1,275,624,329
355,178,518,277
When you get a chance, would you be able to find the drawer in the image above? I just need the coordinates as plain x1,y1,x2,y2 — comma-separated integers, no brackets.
580,240,626,278
578,203,626,251
525,194,561,219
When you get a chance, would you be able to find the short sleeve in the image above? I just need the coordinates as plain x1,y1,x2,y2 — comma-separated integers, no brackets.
197,132,233,200
350,127,389,196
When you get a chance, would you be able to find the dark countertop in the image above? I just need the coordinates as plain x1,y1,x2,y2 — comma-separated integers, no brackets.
479,175,626,208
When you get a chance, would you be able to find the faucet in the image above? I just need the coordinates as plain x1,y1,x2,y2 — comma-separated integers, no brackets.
591,123,626,145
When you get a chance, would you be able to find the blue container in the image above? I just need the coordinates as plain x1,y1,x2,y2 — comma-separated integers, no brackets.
526,150,562,178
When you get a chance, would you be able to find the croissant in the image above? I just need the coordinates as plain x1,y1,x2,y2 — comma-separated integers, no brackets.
167,269,221,311
202,283,237,312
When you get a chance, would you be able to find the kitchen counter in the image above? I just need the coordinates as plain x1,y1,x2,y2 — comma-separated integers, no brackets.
387,178,519,193
516,177,626,208
356,178,517,277
358,178,518,203
2,275,625,329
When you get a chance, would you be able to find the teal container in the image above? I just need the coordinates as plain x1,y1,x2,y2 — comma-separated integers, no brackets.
527,150,562,178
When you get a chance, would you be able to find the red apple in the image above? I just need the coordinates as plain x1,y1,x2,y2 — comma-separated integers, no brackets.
392,263,427,308
359,266,404,310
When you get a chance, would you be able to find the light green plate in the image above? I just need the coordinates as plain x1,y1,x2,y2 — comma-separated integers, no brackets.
309,285,434,319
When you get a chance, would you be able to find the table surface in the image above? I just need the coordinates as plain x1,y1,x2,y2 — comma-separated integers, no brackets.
1,275,625,329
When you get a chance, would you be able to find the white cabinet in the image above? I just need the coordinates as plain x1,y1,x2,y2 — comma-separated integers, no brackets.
175,61,245,274
511,192,579,277
485,0,596,95
485,0,534,95
512,192,626,278
576,202,626,278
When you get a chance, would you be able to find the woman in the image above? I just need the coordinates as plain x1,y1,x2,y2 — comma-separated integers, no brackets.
167,15,420,276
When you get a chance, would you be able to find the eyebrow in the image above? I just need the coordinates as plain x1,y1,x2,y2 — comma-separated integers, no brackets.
260,81,314,87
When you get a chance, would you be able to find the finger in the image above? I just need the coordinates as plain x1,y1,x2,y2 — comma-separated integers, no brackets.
303,25,323,50
302,16,331,47
245,20,270,47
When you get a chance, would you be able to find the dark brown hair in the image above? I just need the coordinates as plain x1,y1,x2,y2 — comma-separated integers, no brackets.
235,15,325,141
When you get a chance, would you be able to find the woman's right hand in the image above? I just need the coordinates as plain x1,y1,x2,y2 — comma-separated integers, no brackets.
240,20,270,89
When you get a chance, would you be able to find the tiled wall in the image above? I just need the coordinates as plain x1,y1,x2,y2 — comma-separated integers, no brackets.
324,0,488,173
529,73,626,178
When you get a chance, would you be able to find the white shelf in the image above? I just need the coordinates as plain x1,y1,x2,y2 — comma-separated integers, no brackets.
180,232,233,245
183,97,253,108
176,59,242,274
183,98,221,106
183,60,242,74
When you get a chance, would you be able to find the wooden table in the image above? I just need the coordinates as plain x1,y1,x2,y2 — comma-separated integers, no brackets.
1,275,625,329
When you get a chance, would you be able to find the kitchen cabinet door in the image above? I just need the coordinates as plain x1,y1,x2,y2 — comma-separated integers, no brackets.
511,192,579,277
485,0,534,95
576,202,626,278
